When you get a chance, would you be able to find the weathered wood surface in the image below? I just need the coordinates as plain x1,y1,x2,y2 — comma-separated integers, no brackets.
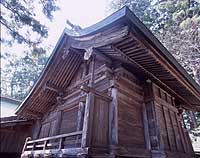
152,83,194,158
20,49,195,158
0,123,31,155
114,68,147,152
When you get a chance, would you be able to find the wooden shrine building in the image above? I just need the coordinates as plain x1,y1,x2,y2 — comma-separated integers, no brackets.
16,7,200,158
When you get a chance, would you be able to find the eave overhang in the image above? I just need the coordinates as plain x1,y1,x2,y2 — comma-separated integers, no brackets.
16,7,200,119
66,6,200,110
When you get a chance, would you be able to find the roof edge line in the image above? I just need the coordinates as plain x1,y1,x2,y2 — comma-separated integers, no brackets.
125,7,200,94
15,29,68,115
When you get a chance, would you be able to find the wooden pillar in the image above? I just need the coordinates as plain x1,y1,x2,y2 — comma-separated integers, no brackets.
109,83,118,147
77,102,85,131
144,80,165,158
76,102,85,145
56,111,62,135
142,103,151,150
81,54,96,148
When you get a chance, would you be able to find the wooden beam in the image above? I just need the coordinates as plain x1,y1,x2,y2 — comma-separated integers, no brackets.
27,131,82,144
25,110,42,119
22,147,88,157
81,85,112,102
93,48,112,65
70,25,129,50
112,45,194,110
44,81,64,93
111,146,151,157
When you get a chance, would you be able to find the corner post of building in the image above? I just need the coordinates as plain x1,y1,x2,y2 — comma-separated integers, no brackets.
109,79,119,155
143,79,165,158
81,49,96,148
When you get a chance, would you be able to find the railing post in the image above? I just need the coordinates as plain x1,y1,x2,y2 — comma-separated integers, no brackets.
43,140,48,153
22,137,31,153
59,137,63,150
32,143,36,152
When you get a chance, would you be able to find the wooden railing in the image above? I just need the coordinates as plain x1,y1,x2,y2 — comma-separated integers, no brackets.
22,131,83,156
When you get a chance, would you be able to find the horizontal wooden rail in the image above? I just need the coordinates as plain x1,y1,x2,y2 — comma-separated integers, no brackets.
23,131,83,155
27,131,82,144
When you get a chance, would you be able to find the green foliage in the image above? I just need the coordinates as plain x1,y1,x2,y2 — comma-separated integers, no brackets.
108,0,160,30
1,50,49,100
0,0,59,100
0,0,59,46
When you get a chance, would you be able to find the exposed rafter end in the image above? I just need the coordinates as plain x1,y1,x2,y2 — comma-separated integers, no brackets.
43,81,64,94
93,48,112,65
25,110,43,119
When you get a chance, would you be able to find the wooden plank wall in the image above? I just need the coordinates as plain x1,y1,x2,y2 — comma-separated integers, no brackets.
31,54,111,150
35,64,86,138
0,125,31,154
92,97,109,147
153,84,194,158
115,68,146,149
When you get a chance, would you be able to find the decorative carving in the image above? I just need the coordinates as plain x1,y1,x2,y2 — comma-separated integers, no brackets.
62,47,70,59
84,47,93,60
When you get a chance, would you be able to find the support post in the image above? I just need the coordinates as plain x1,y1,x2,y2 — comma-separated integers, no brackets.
109,83,118,146
76,102,85,145
81,54,96,148
22,137,31,153
143,80,165,158
143,103,151,150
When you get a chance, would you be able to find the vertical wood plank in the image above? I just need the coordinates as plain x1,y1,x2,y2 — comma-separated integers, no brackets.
81,92,95,147
32,120,41,139
32,142,36,153
143,103,151,150
59,138,63,150
76,102,85,145
168,110,178,151
22,137,31,153
181,123,189,153
43,140,48,152
109,86,118,146
162,106,171,151
175,114,186,153
76,102,85,131
56,111,62,135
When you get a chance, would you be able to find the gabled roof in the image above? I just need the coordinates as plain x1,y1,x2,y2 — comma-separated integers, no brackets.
16,7,200,119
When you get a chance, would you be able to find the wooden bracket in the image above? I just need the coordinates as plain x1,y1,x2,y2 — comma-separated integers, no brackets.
44,81,64,93
81,85,112,102
26,110,42,119
93,48,112,65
